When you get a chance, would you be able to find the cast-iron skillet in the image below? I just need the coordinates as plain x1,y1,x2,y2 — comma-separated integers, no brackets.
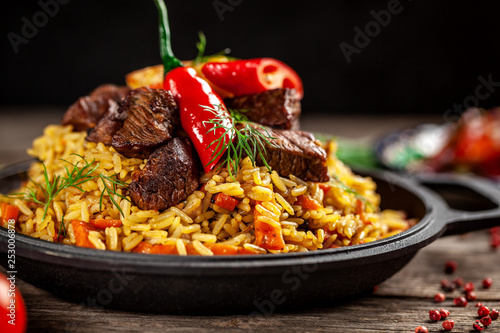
1,161,499,314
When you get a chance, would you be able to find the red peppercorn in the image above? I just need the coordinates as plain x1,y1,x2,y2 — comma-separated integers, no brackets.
415,326,428,333
482,277,493,289
434,293,446,303
480,316,492,327
429,309,441,322
442,319,454,331
453,277,464,288
473,320,485,331
478,306,490,317
454,297,467,307
444,260,458,274
466,291,478,301
464,282,475,292
490,308,499,320
476,302,484,307
441,279,455,292
440,308,450,319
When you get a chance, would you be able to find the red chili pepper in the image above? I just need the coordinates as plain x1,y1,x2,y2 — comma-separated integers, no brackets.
163,67,232,172
213,193,239,211
201,58,304,99
154,0,232,173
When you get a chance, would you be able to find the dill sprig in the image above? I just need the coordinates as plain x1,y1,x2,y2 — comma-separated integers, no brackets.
8,154,129,221
193,31,231,64
330,174,374,210
202,104,276,179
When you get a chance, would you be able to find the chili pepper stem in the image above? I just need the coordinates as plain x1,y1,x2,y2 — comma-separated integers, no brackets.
153,0,183,74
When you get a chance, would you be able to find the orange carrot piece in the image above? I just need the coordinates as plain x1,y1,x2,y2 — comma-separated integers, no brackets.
254,200,285,251
318,184,331,195
214,193,239,211
71,220,97,249
204,243,260,255
89,219,122,229
150,244,178,255
132,241,154,254
296,195,322,210
1,203,19,228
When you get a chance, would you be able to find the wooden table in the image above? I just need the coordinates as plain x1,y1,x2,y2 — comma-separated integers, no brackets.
1,108,499,332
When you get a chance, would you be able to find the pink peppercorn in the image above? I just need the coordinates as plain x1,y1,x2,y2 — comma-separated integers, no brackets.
429,309,441,322
473,320,485,331
466,291,478,301
440,308,450,319
464,282,475,292
454,297,467,307
434,293,446,303
415,326,428,333
482,277,493,289
478,306,490,318
490,308,499,320
442,319,454,331
476,302,484,307
444,260,457,274
453,277,464,288
480,316,492,327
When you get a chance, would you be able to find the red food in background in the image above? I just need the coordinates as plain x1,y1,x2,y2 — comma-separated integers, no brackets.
0,272,27,333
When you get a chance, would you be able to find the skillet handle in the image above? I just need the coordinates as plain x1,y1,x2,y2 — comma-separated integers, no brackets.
416,174,500,236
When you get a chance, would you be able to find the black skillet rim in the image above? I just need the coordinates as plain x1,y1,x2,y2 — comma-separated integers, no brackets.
0,161,442,276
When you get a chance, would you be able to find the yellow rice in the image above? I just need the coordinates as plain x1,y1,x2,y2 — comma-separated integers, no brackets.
0,124,415,255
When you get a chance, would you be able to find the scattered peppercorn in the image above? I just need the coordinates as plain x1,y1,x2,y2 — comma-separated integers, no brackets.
439,308,450,319
442,319,454,331
429,309,441,322
482,277,493,289
453,277,464,288
473,320,485,331
441,279,455,292
490,308,499,320
415,326,428,333
476,302,484,307
464,282,475,292
454,297,467,307
434,293,446,303
478,306,490,318
480,316,492,327
466,291,478,301
444,261,458,274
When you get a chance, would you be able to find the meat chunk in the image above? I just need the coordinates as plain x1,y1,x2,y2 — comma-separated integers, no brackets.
250,125,329,182
62,84,130,131
129,138,200,211
111,88,179,158
85,100,125,145
224,88,301,130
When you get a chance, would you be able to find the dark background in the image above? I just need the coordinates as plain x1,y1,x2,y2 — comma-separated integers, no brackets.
2,0,500,116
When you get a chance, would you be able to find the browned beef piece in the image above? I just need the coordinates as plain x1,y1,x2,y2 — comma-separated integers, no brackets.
250,124,329,182
61,84,130,131
129,137,200,211
85,100,126,145
111,88,179,158
224,88,301,130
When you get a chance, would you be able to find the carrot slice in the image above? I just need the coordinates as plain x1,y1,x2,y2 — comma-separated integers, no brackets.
89,219,122,229
214,193,239,211
150,244,178,254
132,241,154,254
254,200,285,251
1,203,20,228
204,243,260,255
296,195,322,210
71,220,97,249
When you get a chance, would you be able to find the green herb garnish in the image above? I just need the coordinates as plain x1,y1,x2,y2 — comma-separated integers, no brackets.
8,154,129,220
193,31,231,64
202,104,276,179
330,174,374,210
